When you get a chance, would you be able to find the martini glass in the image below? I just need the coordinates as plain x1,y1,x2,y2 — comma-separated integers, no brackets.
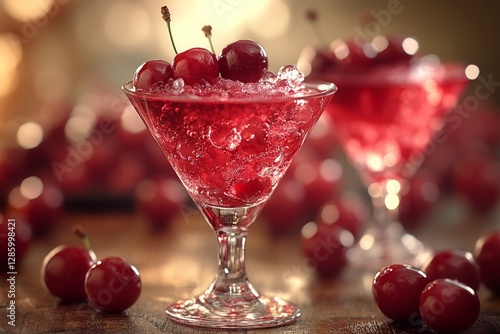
123,80,336,328
310,61,470,271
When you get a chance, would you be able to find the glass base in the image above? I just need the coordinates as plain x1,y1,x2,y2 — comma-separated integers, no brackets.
348,222,432,272
166,294,300,329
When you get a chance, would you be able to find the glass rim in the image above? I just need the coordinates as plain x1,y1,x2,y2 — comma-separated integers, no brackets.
121,79,337,104
310,62,471,87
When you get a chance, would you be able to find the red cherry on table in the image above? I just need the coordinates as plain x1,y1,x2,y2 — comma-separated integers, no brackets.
300,222,354,277
452,154,500,213
172,47,219,85
85,256,141,313
372,263,430,322
218,40,268,83
41,245,96,302
421,249,481,291
0,214,33,270
135,177,188,232
473,230,500,294
419,279,480,333
133,60,174,90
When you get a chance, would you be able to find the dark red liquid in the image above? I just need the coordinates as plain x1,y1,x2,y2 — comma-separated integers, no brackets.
124,83,334,207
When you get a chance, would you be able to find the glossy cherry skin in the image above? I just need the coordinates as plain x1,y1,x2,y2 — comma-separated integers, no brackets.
421,249,481,291
218,40,268,83
41,245,96,302
372,264,430,321
133,60,173,90
419,279,480,333
473,231,500,294
301,223,354,277
85,256,141,313
172,47,219,85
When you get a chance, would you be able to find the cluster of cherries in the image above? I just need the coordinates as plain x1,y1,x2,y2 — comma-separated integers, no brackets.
372,230,500,333
133,6,269,90
304,11,419,73
41,226,141,313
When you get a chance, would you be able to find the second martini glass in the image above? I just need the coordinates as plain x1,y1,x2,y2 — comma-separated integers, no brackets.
123,80,336,328
310,61,470,271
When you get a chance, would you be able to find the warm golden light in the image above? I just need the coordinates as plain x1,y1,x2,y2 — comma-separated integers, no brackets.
3,0,54,22
20,176,44,200
465,64,480,80
247,0,290,39
121,106,146,134
301,222,318,239
320,204,339,225
385,193,400,210
0,33,22,98
402,37,419,55
17,122,44,149
104,3,150,48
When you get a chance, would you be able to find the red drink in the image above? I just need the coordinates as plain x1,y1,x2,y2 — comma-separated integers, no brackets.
312,63,469,184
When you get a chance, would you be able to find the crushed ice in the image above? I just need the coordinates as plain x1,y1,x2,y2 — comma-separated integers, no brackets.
146,65,306,98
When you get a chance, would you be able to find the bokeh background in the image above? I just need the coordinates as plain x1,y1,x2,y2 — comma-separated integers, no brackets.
0,0,499,239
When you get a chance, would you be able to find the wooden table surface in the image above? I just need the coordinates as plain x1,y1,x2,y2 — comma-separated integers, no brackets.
1,208,499,334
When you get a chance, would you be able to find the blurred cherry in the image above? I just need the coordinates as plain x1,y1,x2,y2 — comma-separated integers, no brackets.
293,158,343,214
7,177,64,236
399,172,441,231
300,221,354,277
315,194,368,240
261,178,306,235
473,230,500,294
105,153,148,194
135,177,188,231
452,154,500,213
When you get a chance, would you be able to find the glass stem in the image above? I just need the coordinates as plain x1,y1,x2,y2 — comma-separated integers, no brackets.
208,229,260,304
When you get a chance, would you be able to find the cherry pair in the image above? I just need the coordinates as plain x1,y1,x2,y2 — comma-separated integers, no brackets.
41,226,141,313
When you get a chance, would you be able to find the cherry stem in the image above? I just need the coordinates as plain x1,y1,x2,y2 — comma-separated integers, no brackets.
161,5,178,55
305,9,327,46
73,225,94,255
202,25,215,54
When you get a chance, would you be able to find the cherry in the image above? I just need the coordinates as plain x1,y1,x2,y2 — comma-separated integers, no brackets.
261,178,306,235
133,60,174,90
85,256,141,313
7,177,64,236
399,173,440,231
0,214,33,270
421,249,481,291
373,35,418,65
292,158,343,214
41,244,96,302
315,194,367,241
473,230,500,294
372,264,430,321
218,40,268,83
328,39,376,69
172,47,219,85
452,154,500,213
135,177,188,231
419,279,480,333
300,222,354,277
